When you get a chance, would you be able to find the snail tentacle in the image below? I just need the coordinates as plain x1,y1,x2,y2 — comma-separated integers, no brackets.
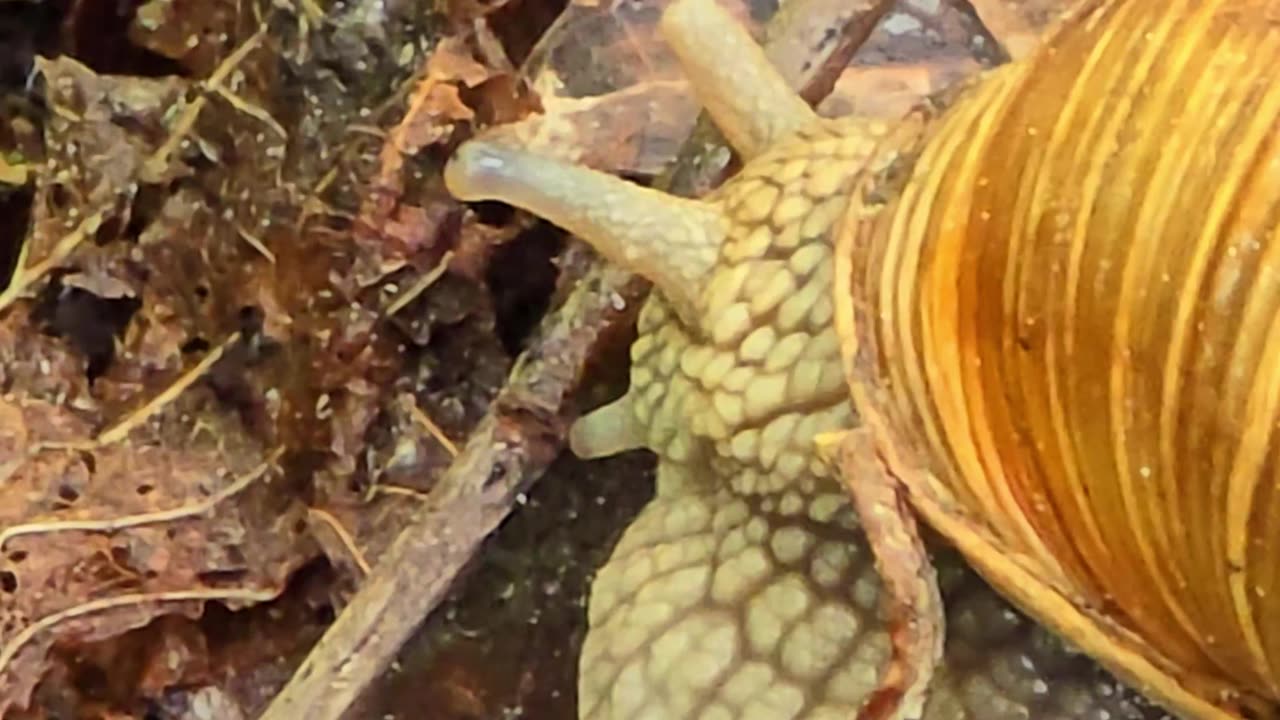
444,140,725,321
659,0,816,159
570,392,646,460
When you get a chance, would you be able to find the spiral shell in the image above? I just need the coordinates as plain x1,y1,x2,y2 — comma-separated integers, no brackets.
837,0,1280,715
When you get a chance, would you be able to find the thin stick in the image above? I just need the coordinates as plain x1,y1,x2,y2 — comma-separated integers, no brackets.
95,332,241,446
384,250,454,317
366,484,430,501
307,507,372,576
237,225,278,263
408,402,459,457
0,208,107,313
145,26,268,178
214,85,288,138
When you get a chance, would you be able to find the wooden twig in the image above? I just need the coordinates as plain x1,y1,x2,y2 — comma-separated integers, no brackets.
407,402,459,457
145,26,268,179
767,0,896,105
384,250,454,317
0,208,107,313
257,3,886,718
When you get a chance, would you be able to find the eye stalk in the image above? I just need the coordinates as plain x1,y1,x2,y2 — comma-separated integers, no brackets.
444,140,725,325
659,0,816,158
443,0,826,324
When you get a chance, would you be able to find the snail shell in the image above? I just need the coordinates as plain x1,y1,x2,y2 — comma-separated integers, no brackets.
837,1,1280,716
445,0,1280,718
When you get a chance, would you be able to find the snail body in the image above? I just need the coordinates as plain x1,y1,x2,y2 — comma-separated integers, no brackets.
446,0,1280,718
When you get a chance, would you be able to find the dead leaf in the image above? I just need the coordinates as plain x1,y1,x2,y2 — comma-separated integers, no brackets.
0,397,305,715
967,0,1074,59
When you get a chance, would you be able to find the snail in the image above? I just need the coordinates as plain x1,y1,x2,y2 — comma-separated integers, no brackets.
445,0,1280,719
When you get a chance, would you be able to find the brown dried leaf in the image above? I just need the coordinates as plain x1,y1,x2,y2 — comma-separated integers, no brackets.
0,396,305,715
349,33,529,294
487,76,697,175
16,57,190,298
512,0,996,177
0,313,95,414
129,0,244,76
819,58,983,120
967,0,1074,59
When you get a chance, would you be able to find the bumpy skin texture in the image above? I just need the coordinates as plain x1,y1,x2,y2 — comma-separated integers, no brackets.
576,118,1156,720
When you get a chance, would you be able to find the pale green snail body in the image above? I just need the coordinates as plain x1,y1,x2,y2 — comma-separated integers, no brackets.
446,0,1280,718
